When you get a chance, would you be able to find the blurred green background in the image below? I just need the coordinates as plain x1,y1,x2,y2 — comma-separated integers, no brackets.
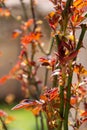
0,103,47,130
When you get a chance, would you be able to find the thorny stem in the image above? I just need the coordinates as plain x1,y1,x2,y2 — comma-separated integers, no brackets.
58,85,64,130
52,35,60,88
62,0,73,32
62,0,73,16
63,24,87,130
76,24,87,51
20,0,29,21
64,72,73,130
0,117,8,130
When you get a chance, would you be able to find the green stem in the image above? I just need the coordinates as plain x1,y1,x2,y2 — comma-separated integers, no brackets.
58,85,64,130
76,24,87,51
62,0,73,32
39,111,44,130
74,24,87,62
30,0,37,31
47,38,54,55
62,0,73,16
35,116,39,130
38,37,54,55
44,68,48,86
64,73,73,130
52,35,60,88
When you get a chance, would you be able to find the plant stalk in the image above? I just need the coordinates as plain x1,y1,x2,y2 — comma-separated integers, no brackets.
58,85,64,130
0,117,8,130
64,73,73,130
20,0,28,21
39,111,44,130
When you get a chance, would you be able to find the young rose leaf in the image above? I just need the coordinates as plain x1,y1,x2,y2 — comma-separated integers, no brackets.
81,111,87,116
0,75,10,85
82,118,87,123
46,11,59,30
32,106,42,116
12,29,22,38
0,110,8,117
21,32,42,45
74,64,87,75
64,50,78,62
12,99,42,110
40,95,48,102
39,58,50,66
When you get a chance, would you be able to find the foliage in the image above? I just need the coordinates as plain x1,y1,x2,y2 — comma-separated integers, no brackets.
0,0,87,130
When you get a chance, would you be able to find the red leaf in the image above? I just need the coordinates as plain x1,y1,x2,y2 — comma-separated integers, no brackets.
12,29,22,38
82,118,87,123
64,50,78,62
81,111,87,116
12,99,42,110
0,110,7,117
39,58,50,66
0,75,9,85
32,106,42,116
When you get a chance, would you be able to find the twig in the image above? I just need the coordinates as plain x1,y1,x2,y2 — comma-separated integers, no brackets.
0,117,8,130
40,111,44,130
44,37,54,86
58,85,64,130
30,1,44,130
20,0,28,21
30,0,37,31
